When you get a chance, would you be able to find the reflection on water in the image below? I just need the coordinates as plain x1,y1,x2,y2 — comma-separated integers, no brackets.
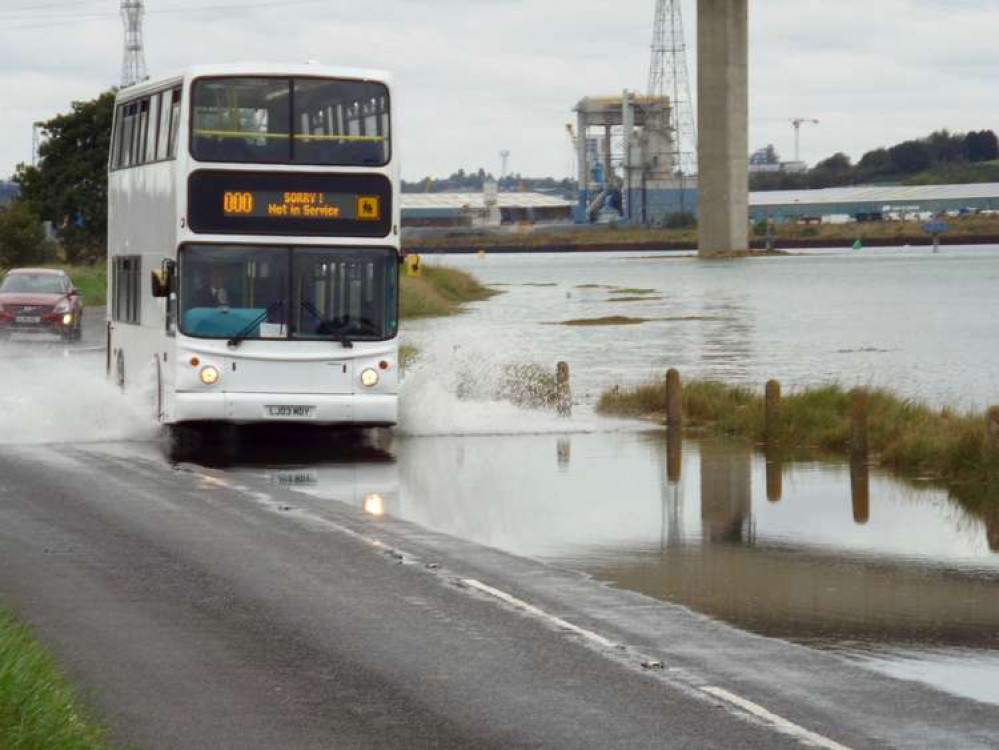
218,428,999,704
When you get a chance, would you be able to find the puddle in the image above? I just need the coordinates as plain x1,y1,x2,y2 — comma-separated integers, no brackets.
218,429,999,706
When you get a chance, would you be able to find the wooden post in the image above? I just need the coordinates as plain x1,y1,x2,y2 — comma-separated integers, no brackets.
765,379,781,443
666,369,683,427
851,387,869,459
556,361,571,417
986,407,999,454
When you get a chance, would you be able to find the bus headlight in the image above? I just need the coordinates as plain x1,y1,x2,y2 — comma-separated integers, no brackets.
199,365,221,386
359,368,379,388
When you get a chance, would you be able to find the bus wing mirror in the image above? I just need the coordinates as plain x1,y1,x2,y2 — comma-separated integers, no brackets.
151,269,170,298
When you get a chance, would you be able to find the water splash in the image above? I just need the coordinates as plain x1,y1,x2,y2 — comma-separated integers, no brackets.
0,344,158,445
397,335,648,437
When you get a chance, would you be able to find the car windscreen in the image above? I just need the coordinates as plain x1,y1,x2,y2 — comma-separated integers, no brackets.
178,244,397,341
0,274,68,294
191,77,390,166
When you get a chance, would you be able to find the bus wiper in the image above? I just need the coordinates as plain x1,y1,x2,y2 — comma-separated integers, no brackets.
227,300,283,348
300,300,354,349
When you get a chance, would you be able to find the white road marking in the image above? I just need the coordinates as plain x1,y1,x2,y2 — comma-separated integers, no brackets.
701,686,853,750
461,578,618,650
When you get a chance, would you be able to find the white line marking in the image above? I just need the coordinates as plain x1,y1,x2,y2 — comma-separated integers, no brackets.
701,686,853,750
461,578,618,650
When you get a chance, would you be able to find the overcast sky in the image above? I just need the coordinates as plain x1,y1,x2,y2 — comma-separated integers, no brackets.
1,0,996,181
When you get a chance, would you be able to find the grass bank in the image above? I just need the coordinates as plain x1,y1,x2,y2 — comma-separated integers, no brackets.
0,608,112,750
42,262,495,321
399,264,498,319
598,379,999,509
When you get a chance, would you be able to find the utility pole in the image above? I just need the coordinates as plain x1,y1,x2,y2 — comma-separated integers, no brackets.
121,0,148,88
790,118,819,163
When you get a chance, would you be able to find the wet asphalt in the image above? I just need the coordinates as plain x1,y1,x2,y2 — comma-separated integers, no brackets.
1,441,998,749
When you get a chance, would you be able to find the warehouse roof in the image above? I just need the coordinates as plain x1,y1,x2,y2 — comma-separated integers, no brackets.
402,192,573,210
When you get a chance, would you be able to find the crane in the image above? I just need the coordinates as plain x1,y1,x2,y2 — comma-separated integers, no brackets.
790,118,819,163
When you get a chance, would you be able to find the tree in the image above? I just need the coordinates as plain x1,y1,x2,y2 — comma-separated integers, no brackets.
966,130,999,163
926,129,966,164
856,148,892,178
815,152,852,172
14,89,115,263
0,201,47,268
888,140,932,174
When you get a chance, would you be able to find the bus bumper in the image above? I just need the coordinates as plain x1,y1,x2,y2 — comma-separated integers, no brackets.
172,392,397,427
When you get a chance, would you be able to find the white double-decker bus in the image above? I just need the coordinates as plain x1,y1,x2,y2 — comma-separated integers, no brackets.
107,63,399,428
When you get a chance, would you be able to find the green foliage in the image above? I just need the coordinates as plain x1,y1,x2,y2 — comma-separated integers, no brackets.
665,212,697,230
15,90,116,263
752,127,999,191
0,201,48,267
399,264,497,319
965,130,999,162
0,608,112,750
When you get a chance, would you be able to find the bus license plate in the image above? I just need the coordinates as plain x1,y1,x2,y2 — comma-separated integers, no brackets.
265,405,317,419
15,316,41,324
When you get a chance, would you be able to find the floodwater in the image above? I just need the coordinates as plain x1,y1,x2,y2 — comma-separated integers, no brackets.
406,244,999,410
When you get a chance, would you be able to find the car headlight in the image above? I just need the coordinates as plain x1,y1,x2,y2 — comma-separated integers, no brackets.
54,299,71,313
359,368,379,388
199,365,221,386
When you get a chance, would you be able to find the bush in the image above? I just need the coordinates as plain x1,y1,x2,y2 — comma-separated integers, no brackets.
0,201,47,268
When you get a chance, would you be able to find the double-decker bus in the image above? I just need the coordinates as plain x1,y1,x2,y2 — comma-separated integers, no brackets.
107,63,399,429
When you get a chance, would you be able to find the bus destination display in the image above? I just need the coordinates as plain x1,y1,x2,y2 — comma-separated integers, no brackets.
188,170,392,238
222,191,381,222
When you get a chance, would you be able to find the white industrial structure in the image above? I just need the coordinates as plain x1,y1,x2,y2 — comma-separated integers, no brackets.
572,0,698,225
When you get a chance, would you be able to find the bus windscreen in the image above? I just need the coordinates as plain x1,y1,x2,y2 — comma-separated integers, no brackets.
191,77,390,166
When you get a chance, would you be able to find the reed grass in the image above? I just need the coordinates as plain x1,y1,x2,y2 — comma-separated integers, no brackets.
0,608,112,750
598,378,999,507
399,264,498,319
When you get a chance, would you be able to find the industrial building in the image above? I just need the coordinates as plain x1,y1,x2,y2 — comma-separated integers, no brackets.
401,190,573,227
573,93,697,226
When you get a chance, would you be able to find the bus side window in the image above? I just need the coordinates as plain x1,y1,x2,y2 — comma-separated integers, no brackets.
157,90,172,160
167,88,181,158
145,94,160,163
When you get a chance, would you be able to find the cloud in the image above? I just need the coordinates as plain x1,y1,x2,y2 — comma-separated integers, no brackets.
1,0,996,180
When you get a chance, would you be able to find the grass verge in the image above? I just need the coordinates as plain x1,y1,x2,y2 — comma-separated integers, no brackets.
399,264,498,319
0,608,112,750
598,378,999,510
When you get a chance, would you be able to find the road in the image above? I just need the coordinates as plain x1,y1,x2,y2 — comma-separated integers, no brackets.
1,439,997,749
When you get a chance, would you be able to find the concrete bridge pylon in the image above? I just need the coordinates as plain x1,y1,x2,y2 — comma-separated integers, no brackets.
697,0,749,256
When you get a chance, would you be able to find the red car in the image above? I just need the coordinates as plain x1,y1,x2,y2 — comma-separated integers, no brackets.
0,268,84,341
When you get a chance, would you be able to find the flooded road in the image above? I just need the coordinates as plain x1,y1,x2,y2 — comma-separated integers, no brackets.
212,427,999,707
